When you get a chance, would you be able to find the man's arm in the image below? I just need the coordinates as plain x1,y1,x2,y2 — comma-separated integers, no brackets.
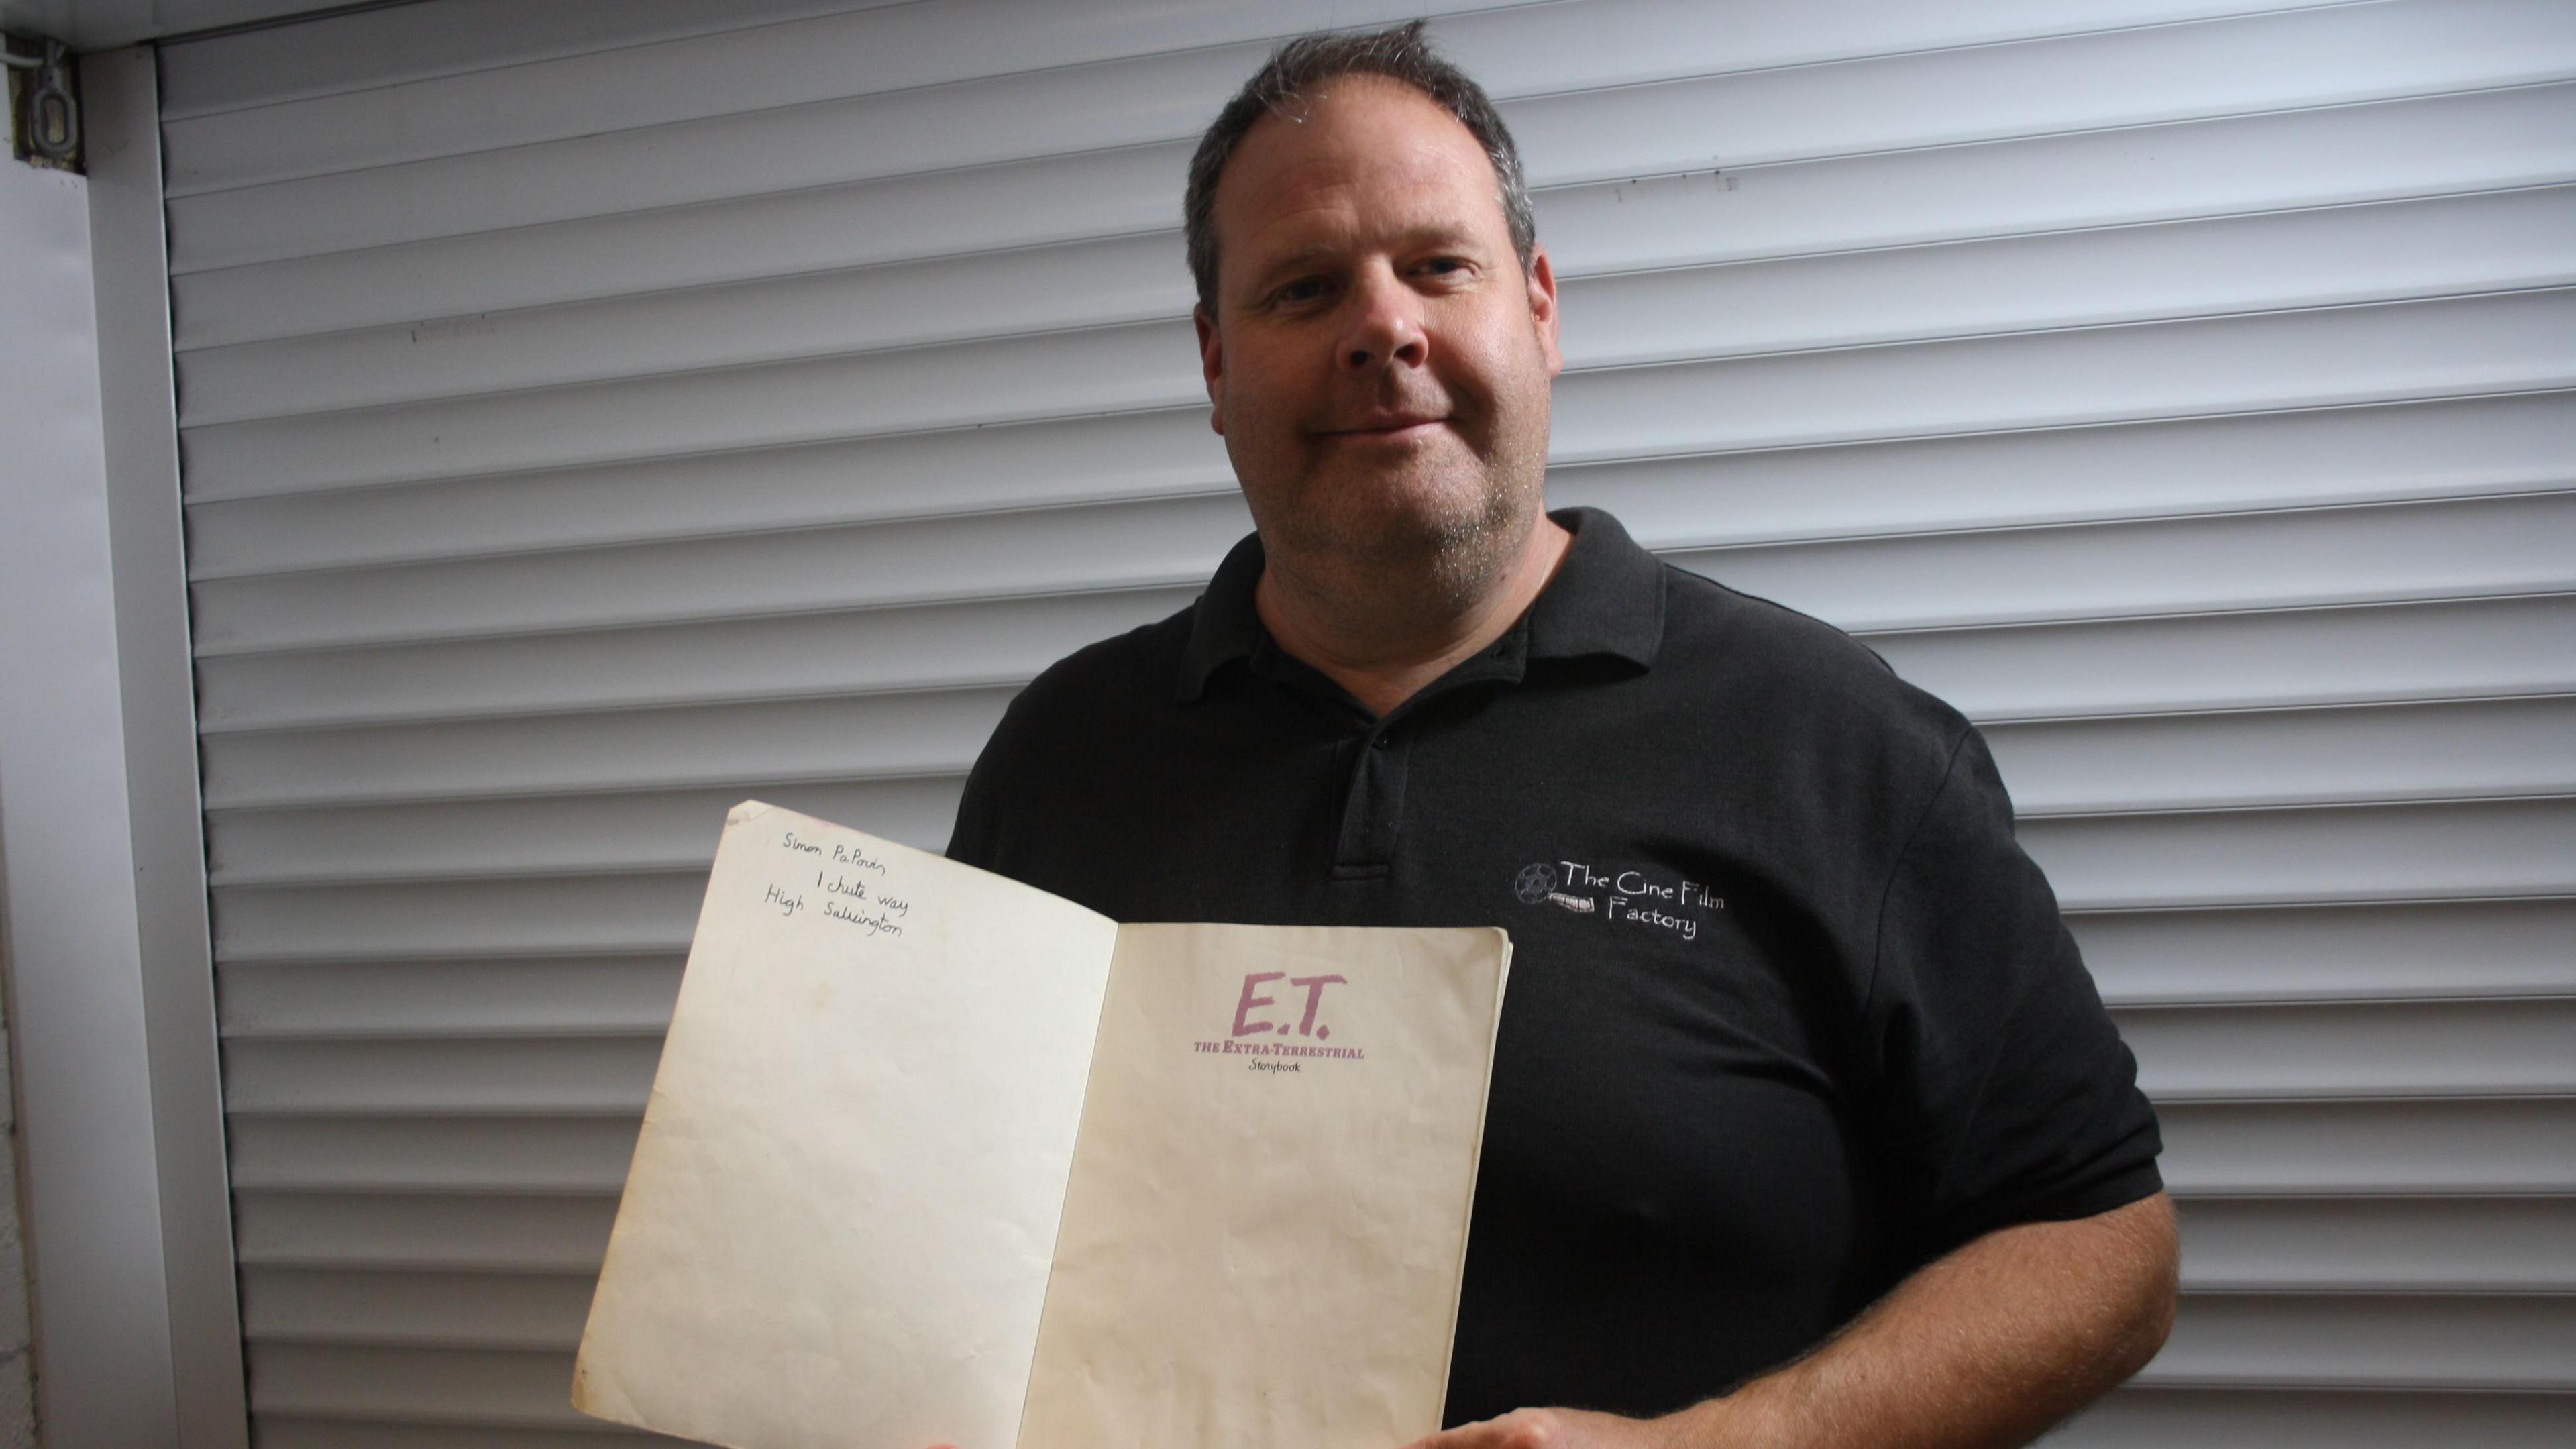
1410,1191,2178,1449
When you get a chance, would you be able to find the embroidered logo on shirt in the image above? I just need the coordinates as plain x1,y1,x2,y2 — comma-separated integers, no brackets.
1513,859,1723,941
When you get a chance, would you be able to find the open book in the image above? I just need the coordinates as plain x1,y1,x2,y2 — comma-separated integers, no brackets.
571,801,1513,1449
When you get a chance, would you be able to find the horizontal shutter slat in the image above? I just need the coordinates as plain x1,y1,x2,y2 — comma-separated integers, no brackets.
214,875,714,963
220,961,683,1042
1984,696,2576,816
2174,1198,2576,1293
2024,796,2576,909
199,689,1008,810
157,0,886,117
1875,594,2576,722
2073,898,2576,1005
233,1192,616,1273
227,1119,643,1195
225,1039,664,1116
244,1342,588,1425
208,781,967,886
1674,490,2576,635
252,1418,674,1449
188,494,1247,654
193,590,1196,733
2159,1099,2576,1195
2118,999,2576,1100
2140,1294,2576,1391
243,1267,593,1350
2047,1386,2576,1448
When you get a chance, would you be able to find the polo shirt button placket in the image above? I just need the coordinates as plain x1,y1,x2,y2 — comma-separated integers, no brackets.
1333,727,1406,881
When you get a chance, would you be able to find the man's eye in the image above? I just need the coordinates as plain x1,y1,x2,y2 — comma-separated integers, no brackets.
1418,257,1470,277
1275,278,1328,305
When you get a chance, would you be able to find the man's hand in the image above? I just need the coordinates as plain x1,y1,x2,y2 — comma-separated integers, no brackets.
1405,1405,1678,1449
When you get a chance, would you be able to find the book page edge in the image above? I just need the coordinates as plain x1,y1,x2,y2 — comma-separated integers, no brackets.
1431,928,1511,1431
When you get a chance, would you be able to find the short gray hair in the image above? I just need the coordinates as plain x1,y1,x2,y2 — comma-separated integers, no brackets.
1183,21,1537,314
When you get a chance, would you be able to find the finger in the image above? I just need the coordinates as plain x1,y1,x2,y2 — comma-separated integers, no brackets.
1403,1415,1534,1449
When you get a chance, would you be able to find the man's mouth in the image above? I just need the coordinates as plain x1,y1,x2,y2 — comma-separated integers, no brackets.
1319,415,1447,441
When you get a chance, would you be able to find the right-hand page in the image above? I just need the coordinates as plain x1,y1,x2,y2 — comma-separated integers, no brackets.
1018,922,1511,1449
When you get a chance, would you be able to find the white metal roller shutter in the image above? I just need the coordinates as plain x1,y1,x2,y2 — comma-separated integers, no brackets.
154,0,2576,1441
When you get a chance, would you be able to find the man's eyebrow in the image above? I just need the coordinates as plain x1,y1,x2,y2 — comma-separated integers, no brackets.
1245,227,1487,286
1251,244,1341,280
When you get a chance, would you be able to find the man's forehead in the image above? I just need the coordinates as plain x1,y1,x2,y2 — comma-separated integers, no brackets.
1234,175,1483,247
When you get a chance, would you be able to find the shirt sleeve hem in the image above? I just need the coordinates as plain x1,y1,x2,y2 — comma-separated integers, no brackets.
1957,1159,2167,1242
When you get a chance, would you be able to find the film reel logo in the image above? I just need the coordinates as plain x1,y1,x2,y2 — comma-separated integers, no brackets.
1514,863,1598,914
1514,862,1558,904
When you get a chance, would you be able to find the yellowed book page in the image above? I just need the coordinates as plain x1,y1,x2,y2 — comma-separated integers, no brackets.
1018,922,1511,1449
572,801,1121,1449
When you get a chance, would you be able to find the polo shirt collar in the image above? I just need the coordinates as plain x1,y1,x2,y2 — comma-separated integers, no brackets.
1175,505,1665,704
1522,506,1667,669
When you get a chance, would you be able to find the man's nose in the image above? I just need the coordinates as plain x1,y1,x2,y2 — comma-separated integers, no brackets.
1338,268,1428,372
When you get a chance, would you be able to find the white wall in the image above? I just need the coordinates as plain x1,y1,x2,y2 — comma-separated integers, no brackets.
0,154,181,1445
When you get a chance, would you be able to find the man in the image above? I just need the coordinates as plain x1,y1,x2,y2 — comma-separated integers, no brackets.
947,23,2176,1448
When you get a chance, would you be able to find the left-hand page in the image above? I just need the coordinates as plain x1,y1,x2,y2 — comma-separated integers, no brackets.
572,800,1122,1449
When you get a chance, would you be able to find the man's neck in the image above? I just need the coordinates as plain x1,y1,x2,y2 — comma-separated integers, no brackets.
1252,513,1574,718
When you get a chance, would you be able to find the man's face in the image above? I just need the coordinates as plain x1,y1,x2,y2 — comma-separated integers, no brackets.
1195,76,1562,582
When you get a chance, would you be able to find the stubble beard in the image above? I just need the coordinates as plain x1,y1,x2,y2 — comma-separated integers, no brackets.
1246,386,1554,629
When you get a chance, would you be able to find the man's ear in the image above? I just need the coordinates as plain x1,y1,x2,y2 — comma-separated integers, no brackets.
1525,244,1563,378
1193,303,1226,437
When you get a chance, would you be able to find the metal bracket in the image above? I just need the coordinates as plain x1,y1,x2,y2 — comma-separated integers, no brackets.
5,33,82,174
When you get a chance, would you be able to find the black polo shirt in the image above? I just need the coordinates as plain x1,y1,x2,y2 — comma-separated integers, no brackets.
946,507,2161,1424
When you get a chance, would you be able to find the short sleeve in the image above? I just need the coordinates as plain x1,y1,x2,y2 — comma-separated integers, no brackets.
1862,724,2163,1263
944,686,1044,872
942,653,1113,879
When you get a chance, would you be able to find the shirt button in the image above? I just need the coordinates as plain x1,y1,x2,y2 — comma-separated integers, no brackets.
1372,736,1390,749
